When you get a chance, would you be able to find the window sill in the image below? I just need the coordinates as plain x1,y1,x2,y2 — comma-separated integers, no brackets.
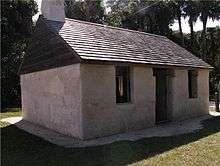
116,102,133,105
189,97,198,99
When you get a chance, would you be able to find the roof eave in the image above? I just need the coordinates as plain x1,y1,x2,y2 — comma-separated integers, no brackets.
81,58,212,70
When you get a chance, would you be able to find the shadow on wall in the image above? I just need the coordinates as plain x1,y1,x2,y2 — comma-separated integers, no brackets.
1,116,220,166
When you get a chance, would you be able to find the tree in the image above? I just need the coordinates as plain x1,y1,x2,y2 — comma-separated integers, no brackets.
198,0,220,61
1,0,38,109
205,27,220,98
65,0,105,24
106,0,140,29
107,0,174,36
144,1,174,36
169,0,185,46
183,0,200,47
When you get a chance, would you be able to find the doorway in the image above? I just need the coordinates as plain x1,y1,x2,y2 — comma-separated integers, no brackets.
154,68,169,123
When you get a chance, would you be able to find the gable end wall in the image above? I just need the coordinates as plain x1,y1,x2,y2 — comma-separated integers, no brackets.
21,64,83,139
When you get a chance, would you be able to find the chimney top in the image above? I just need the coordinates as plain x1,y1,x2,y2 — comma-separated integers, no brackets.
41,0,65,22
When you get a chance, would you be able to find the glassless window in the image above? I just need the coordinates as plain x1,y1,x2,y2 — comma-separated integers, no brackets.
116,66,131,103
188,70,198,98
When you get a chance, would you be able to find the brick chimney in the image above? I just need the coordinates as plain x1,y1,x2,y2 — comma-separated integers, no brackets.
41,0,65,22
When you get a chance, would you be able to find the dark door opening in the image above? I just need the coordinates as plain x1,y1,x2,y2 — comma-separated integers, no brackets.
154,68,168,123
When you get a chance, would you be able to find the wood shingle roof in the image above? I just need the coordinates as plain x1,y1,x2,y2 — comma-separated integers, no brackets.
46,17,211,68
20,16,211,74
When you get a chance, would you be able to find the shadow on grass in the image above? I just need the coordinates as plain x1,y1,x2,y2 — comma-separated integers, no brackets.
1,116,220,166
1,108,21,113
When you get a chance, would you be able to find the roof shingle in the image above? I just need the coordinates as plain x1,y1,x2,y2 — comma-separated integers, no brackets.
46,17,211,68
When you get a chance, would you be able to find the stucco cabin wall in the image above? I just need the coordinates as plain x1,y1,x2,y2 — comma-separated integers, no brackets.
21,62,209,140
172,69,209,120
80,64,209,139
80,64,155,139
21,64,83,139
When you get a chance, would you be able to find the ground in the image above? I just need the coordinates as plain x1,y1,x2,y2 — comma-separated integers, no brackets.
1,108,220,166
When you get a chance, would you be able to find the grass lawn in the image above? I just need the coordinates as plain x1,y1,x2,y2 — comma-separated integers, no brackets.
1,108,220,166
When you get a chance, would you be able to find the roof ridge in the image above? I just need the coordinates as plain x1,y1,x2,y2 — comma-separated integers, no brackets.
65,18,167,39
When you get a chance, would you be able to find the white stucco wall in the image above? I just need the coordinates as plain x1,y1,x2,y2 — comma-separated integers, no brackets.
21,64,83,138
20,63,209,140
172,69,209,120
80,64,209,139
80,64,155,139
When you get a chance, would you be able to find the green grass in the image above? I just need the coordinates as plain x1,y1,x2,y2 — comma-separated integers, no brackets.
0,108,22,128
1,108,220,166
1,108,22,119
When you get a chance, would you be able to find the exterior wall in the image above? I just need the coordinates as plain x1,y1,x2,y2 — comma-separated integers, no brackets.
172,69,209,120
21,64,83,139
80,64,155,139
80,64,209,139
21,62,209,140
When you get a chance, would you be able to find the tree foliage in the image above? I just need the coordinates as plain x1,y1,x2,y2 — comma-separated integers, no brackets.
199,0,220,60
183,0,200,48
168,0,185,46
1,0,38,108
65,0,105,24
107,0,174,36
205,27,220,96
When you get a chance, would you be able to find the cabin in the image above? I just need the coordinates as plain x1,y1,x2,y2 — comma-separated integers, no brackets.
20,0,211,140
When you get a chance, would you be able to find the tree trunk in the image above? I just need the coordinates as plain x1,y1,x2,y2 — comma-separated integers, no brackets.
216,82,220,112
215,91,219,112
201,17,208,61
189,20,194,46
177,15,184,46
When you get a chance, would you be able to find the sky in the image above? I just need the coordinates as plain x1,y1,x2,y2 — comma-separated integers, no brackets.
33,0,42,22
34,0,220,34
171,17,220,33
